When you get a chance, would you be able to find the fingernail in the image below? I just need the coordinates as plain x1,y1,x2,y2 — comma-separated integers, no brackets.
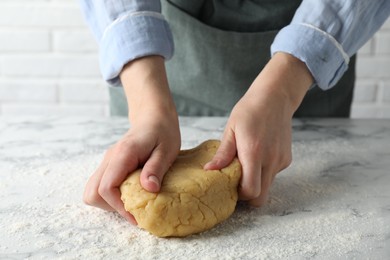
204,160,216,170
148,175,160,187
128,215,138,225
204,161,211,169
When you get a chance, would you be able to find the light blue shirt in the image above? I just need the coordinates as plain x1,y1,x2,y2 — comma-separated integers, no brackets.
80,0,390,90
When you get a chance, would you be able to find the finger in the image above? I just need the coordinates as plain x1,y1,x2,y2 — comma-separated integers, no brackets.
204,128,237,170
248,153,291,207
83,149,114,211
247,166,274,207
140,144,178,193
237,146,262,200
98,147,139,224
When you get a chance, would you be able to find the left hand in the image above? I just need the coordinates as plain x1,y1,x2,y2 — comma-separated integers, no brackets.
204,52,313,206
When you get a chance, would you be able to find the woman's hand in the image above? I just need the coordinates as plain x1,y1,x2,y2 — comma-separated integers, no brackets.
83,56,180,223
205,53,313,206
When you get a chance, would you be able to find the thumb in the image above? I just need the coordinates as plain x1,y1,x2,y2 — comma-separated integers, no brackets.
204,129,237,170
139,146,177,193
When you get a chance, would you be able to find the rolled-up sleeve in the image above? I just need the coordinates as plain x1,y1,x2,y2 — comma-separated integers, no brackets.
271,0,390,90
79,0,174,85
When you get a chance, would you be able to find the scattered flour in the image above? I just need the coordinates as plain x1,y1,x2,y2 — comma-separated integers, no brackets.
0,138,387,259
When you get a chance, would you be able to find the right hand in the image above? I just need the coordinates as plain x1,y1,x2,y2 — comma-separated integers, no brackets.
83,56,181,224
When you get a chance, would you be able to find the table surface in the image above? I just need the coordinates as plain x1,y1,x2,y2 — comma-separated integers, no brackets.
1,117,389,259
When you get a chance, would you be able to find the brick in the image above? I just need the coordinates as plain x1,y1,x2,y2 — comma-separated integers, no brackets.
0,57,3,75
1,54,100,77
356,56,390,79
379,106,390,118
0,30,50,52
380,81,390,102
350,104,381,118
1,103,107,117
380,18,390,30
50,0,77,3
58,80,109,102
357,38,373,56
0,79,57,102
53,30,97,52
0,3,85,27
352,80,378,103
351,104,390,119
376,32,390,54
0,0,50,2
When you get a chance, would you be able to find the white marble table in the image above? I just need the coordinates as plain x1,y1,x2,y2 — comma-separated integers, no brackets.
0,117,389,259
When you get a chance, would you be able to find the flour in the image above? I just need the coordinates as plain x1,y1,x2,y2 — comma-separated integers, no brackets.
0,138,387,259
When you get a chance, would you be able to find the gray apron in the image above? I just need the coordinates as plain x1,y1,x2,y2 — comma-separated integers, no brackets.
109,0,355,117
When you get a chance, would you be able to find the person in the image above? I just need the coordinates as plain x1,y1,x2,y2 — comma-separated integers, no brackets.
79,0,390,224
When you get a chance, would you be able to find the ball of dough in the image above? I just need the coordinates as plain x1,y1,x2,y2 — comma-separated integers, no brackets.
120,140,242,237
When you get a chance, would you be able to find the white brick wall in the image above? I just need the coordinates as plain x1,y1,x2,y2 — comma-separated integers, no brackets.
352,19,390,118
0,0,389,118
0,0,108,116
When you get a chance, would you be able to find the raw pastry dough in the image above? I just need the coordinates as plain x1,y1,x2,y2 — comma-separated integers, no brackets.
120,140,242,237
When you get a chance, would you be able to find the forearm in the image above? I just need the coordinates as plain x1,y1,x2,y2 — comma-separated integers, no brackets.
120,56,177,123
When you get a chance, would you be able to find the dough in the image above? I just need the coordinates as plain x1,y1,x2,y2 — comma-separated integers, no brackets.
120,140,242,237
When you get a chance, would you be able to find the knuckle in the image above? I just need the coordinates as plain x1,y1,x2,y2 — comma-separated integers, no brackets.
97,183,110,198
246,141,261,155
266,149,292,170
144,154,174,178
240,184,261,199
280,153,292,170
284,156,292,168
115,140,135,154
216,149,230,159
143,162,163,177
213,153,230,166
83,189,99,206
111,140,140,165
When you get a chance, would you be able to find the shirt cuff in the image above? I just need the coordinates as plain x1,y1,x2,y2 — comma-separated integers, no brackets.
100,13,174,85
271,23,350,90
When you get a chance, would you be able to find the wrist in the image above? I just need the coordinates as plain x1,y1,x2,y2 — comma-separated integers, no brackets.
247,52,313,115
270,52,313,111
120,56,178,123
